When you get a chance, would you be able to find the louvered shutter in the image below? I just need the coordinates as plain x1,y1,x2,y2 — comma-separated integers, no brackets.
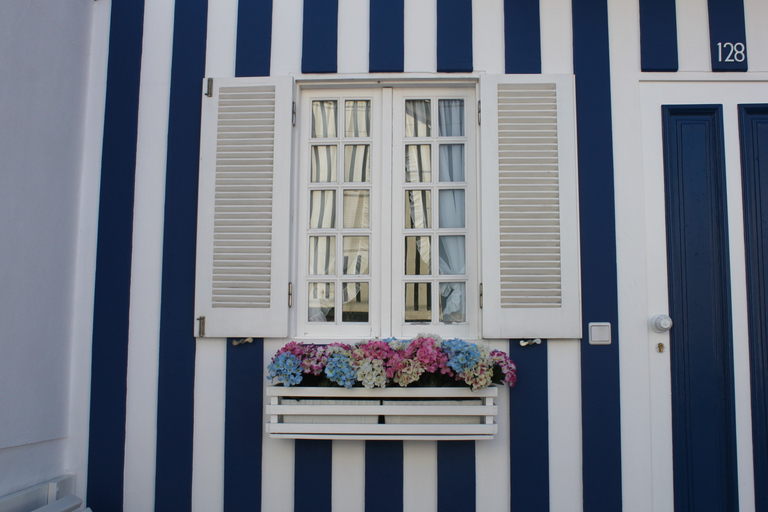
479,75,582,339
194,76,293,338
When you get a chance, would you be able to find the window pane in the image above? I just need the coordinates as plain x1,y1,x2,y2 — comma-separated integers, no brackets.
345,100,371,137
405,236,431,275
439,236,465,275
312,100,337,138
438,99,464,136
405,100,431,137
439,282,466,323
343,190,370,228
309,236,336,275
405,283,432,322
439,144,464,182
311,145,337,182
342,282,369,322
308,283,335,322
343,236,369,274
309,190,336,228
344,145,371,182
405,190,432,229
438,190,465,228
405,144,432,182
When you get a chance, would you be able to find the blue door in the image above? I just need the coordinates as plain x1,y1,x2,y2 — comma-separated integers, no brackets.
739,104,768,512
662,105,739,512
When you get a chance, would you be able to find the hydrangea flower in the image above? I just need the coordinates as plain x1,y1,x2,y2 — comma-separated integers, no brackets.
266,352,303,386
442,338,481,374
324,352,356,388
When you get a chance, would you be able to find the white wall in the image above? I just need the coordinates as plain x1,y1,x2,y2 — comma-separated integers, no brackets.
0,0,97,498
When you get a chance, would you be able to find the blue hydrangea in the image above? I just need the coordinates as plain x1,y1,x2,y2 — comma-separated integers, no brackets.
266,352,302,386
324,353,356,388
442,338,480,373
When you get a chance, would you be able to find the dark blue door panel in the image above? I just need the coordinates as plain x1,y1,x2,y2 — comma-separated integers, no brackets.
739,104,768,512
662,105,739,512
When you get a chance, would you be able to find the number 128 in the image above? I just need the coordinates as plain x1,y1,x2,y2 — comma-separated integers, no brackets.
717,42,746,63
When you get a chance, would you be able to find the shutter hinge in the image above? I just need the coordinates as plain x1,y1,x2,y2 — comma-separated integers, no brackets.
197,316,206,337
288,282,293,308
292,102,296,126
205,77,213,97
479,283,483,309
477,100,481,125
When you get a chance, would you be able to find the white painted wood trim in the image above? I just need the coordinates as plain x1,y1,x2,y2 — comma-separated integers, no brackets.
404,0,436,73
337,0,369,73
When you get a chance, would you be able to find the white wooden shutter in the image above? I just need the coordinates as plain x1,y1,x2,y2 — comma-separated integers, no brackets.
479,75,582,339
194,76,293,338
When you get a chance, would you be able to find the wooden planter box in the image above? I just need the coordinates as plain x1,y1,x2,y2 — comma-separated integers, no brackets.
266,386,498,440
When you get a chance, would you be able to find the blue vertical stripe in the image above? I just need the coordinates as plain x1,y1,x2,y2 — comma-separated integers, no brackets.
438,441,475,512
295,440,333,512
370,0,405,72
508,340,549,512
708,0,748,72
235,0,273,77
738,104,768,512
639,0,679,71
302,0,339,73
365,441,403,512
571,0,622,511
87,1,145,509
437,0,473,72
224,340,264,512
504,0,542,74
154,1,208,510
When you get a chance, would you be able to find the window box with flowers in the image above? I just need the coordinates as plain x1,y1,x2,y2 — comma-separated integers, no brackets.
265,335,516,440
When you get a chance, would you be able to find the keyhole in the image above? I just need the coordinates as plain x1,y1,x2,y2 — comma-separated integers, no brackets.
657,342,665,353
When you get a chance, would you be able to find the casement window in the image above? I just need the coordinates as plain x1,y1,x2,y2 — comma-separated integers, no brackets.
194,75,582,341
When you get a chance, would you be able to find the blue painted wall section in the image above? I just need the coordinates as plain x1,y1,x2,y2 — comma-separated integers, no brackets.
235,0,273,77
571,0,622,510
504,0,542,74
302,0,339,74
436,0,473,72
437,441,476,512
639,0,679,72
87,1,145,509
154,1,208,510
662,105,739,512
508,340,549,512
707,0,748,72
738,104,768,512
295,440,333,512
224,340,264,512
365,441,403,512
369,0,405,73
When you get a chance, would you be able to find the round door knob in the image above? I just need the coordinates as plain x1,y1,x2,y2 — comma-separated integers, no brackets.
650,314,673,333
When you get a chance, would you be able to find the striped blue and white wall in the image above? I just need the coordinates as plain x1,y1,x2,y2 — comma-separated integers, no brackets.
84,0,768,511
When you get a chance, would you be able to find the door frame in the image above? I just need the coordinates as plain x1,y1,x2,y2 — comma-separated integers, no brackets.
639,79,766,512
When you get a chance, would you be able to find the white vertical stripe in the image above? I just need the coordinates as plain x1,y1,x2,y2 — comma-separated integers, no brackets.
606,1,655,511
472,0,505,74
262,340,295,512
191,340,227,512
337,0,369,73
676,0,710,72
190,3,239,511
66,0,112,504
744,0,768,72
404,0,437,73
476,339,510,512
272,0,304,75
403,442,437,512
204,0,238,77
548,340,583,512
540,0,573,74
123,0,176,509
332,441,366,512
